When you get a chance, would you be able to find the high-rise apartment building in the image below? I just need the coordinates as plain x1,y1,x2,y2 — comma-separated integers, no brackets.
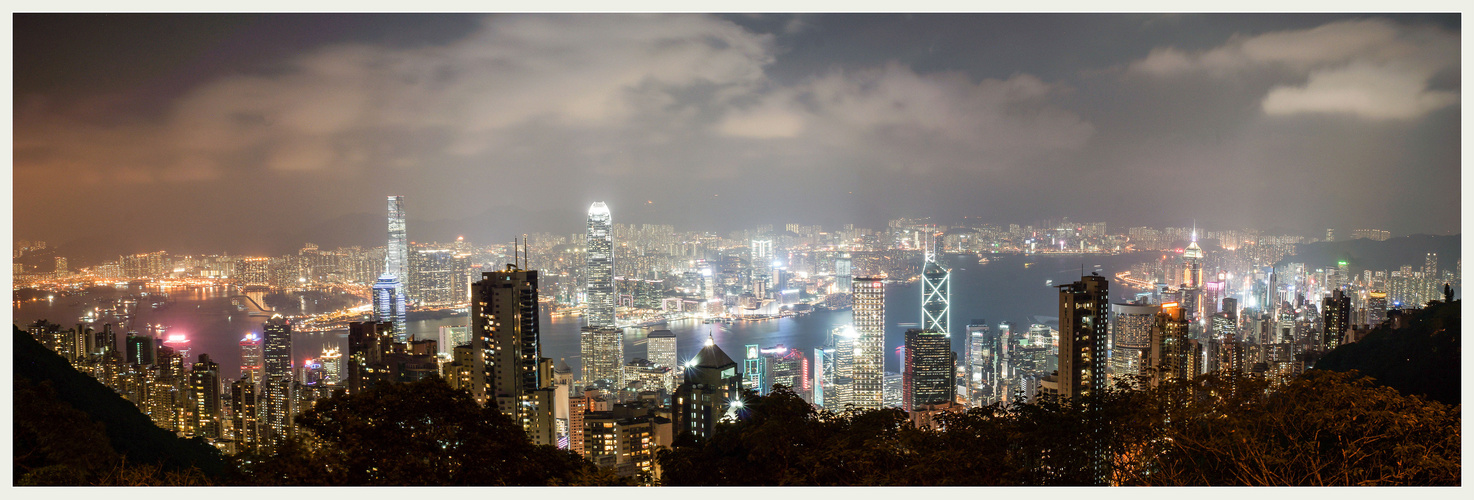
189,354,222,439
1322,289,1350,351
1058,275,1109,399
851,277,885,410
261,315,293,447
902,329,955,412
471,266,557,446
229,378,258,452
347,321,395,395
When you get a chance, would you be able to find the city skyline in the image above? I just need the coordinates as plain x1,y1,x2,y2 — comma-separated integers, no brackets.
11,13,1461,260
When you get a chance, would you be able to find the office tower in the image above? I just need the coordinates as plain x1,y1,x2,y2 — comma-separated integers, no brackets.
319,347,342,386
921,254,951,335
261,315,293,446
813,347,829,408
581,327,623,389
1110,303,1157,384
828,325,859,408
239,332,262,384
1366,290,1388,326
835,253,853,293
1058,275,1109,399
1147,302,1191,387
1322,289,1350,351
902,329,955,412
646,330,677,369
751,237,773,297
760,346,808,399
437,325,471,355
964,321,994,405
471,266,558,446
189,354,222,439
373,273,408,341
672,338,743,441
851,277,886,410
585,202,615,329
230,378,259,451
126,333,156,366
386,195,408,294
411,248,467,306
742,344,767,395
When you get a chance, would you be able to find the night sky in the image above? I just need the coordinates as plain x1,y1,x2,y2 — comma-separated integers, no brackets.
11,14,1462,260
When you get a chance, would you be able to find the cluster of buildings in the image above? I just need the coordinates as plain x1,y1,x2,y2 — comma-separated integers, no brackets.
18,195,1460,482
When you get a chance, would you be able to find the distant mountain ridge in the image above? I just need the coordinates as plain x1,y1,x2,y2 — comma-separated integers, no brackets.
1275,234,1460,274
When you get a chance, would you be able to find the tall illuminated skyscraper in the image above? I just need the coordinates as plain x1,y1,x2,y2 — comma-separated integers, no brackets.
471,265,557,446
373,273,408,340
921,254,950,335
646,330,677,369
1058,274,1109,399
851,277,885,410
1109,303,1158,384
189,354,222,439
230,378,258,452
386,195,408,291
239,332,262,385
902,328,954,412
585,202,615,329
261,315,293,447
750,237,773,297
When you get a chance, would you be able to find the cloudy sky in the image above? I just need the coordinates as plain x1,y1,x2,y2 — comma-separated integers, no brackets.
11,13,1461,258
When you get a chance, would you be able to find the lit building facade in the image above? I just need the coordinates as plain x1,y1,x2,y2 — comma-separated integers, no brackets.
585,202,615,329
1058,275,1109,399
902,329,955,412
471,266,558,446
261,315,293,447
851,277,885,410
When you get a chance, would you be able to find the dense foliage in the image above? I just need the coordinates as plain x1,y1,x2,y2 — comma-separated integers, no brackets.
1315,299,1460,405
658,370,1460,486
13,327,223,485
233,377,627,485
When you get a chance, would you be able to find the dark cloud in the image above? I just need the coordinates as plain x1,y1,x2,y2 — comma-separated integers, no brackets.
11,14,1461,260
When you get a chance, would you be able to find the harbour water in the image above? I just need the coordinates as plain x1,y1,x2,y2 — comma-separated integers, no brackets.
14,252,1163,381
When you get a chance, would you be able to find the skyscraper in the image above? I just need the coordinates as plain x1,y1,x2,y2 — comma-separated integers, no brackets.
261,315,293,447
750,237,773,297
1109,303,1157,385
373,273,408,340
646,330,677,369
585,202,615,329
1148,302,1191,387
471,265,558,446
386,195,408,293
347,321,395,394
189,354,222,439
1322,289,1350,351
239,332,262,385
921,254,950,335
229,378,258,452
672,337,743,442
902,329,955,412
851,277,885,410
1058,274,1109,399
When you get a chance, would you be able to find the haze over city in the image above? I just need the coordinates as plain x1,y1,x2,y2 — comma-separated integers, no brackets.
9,12,1464,488
13,13,1461,261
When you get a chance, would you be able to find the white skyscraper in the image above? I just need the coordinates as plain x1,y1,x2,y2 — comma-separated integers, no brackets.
585,202,615,329
386,195,408,288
